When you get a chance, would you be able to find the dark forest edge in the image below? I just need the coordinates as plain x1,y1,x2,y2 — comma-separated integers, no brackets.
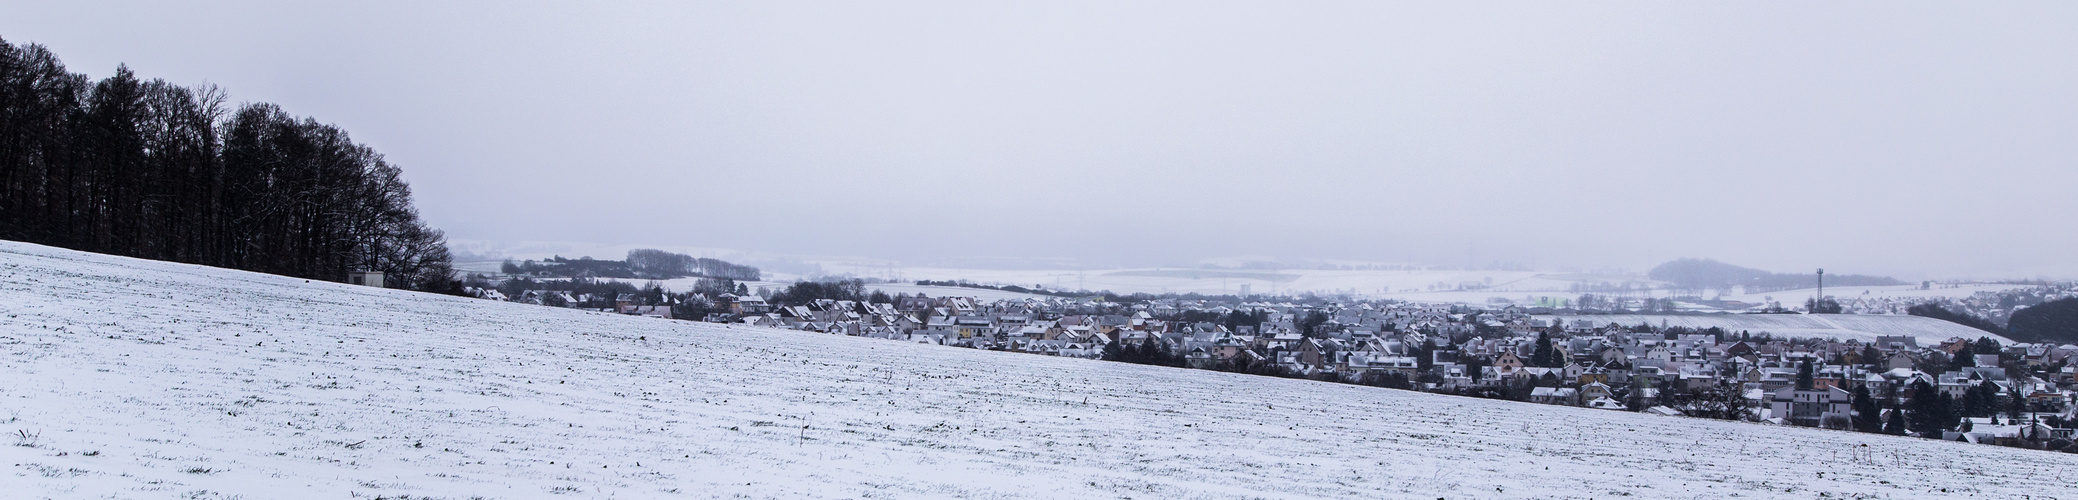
498,249,759,281
0,37,458,292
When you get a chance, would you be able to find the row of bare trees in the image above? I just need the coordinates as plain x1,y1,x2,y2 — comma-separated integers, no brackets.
0,38,455,291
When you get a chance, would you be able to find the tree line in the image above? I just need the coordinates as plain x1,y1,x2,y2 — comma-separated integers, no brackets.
501,249,760,281
0,38,455,291
626,249,760,280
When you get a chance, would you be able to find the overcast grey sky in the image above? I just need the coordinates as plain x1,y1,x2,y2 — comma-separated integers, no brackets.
7,1,2075,278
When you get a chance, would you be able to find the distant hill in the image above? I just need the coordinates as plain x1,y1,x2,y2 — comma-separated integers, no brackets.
1648,259,1900,292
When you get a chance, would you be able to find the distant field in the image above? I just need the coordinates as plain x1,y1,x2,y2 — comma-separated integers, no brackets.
868,266,1643,297
867,283,1055,301
1102,269,1302,283
454,244,2033,308
451,260,506,274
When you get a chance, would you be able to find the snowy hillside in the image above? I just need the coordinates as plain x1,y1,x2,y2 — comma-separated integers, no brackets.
1539,314,2014,345
4,241,2075,499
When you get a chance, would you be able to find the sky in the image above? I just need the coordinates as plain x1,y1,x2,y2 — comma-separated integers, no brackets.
6,1,2075,279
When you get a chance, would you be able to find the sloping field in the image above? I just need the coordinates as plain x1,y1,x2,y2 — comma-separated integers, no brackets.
2,241,2072,499
1540,314,2014,345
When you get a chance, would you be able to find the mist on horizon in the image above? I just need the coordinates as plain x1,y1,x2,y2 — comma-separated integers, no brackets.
9,1,2074,280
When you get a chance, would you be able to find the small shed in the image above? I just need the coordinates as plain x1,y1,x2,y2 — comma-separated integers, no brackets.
347,271,385,288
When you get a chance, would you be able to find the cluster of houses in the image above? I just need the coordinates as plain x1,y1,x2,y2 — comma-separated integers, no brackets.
476,283,2078,448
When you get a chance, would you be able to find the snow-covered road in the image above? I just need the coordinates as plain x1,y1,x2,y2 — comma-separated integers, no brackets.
3,241,2072,499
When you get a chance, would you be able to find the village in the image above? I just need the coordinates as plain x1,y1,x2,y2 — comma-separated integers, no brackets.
473,282,2078,452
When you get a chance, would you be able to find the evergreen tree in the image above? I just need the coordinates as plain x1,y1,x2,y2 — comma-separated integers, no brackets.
1951,344,1976,370
1795,359,1814,391
1297,310,1331,338
1531,332,1556,368
1860,346,1884,372
1962,383,1986,418
1851,385,1883,433
1133,336,1159,365
1904,380,1951,438
1974,380,2003,418
1935,392,1959,436
1883,406,1908,436
1101,337,1126,362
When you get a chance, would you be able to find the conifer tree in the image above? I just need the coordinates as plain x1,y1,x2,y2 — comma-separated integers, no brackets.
1133,336,1161,365
1951,344,1976,370
1627,375,1651,412
1851,385,1883,433
1532,332,1556,368
1935,392,1959,436
1883,407,1908,436
1905,380,1954,438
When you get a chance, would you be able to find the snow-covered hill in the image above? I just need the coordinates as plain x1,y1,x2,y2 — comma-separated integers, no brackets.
3,241,2073,499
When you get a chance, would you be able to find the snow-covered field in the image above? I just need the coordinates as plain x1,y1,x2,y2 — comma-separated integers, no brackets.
451,240,2039,306
857,266,1624,298
865,283,1053,301
1538,314,2015,345
1715,284,2034,305
6,240,2076,499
